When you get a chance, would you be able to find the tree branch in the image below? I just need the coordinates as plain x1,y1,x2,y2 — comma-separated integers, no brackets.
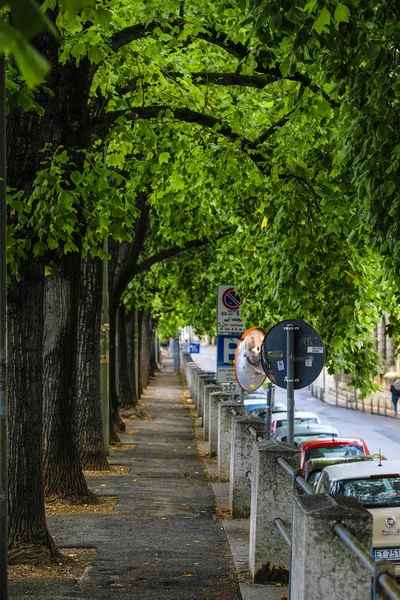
117,72,277,95
109,21,335,104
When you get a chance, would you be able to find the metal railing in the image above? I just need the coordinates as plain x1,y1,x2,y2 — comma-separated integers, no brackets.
309,383,395,419
275,455,400,599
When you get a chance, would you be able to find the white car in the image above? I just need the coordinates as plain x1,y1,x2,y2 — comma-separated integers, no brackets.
270,411,321,435
272,423,340,445
316,460,400,575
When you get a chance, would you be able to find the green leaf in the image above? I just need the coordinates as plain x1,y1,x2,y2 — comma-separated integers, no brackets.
159,152,171,165
334,3,350,24
0,22,49,86
33,241,46,256
70,171,82,186
312,7,331,35
304,0,318,13
88,45,102,64
94,7,112,30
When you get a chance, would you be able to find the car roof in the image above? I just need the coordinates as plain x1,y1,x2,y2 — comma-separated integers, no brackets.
305,456,374,472
321,460,400,481
275,424,339,435
300,437,366,450
272,411,319,420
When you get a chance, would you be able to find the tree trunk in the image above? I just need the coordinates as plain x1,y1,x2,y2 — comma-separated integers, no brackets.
125,308,139,406
140,309,152,391
7,258,59,562
108,298,122,443
43,255,97,503
118,304,135,408
76,255,109,470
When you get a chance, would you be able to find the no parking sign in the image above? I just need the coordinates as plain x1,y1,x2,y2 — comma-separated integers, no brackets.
217,285,244,334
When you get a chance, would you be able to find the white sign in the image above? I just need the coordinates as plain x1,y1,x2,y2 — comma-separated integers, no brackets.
217,285,245,334
217,366,240,392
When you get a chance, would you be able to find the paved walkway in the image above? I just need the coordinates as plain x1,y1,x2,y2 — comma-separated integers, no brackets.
10,358,244,599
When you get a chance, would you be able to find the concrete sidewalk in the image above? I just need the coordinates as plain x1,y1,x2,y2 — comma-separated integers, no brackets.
9,357,286,600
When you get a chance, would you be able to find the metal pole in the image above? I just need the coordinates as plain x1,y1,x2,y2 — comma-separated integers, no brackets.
100,238,109,454
239,388,244,404
286,325,295,444
265,382,272,440
0,54,8,600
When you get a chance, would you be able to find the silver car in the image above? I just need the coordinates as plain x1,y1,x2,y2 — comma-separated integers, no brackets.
272,423,340,445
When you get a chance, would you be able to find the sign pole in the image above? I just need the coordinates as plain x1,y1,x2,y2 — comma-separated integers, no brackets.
0,54,8,600
285,325,295,444
265,382,272,440
239,388,244,404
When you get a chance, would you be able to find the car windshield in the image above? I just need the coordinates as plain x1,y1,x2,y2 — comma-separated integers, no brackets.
294,433,337,445
305,445,364,461
278,417,318,428
333,477,400,508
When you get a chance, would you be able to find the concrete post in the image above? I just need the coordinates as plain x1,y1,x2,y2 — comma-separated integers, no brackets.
191,368,202,409
203,384,221,441
186,362,197,392
229,416,266,518
198,375,215,420
197,374,214,415
218,402,246,481
208,392,231,457
249,440,299,583
291,494,374,600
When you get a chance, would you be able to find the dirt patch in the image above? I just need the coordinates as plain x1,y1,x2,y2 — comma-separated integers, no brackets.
120,407,153,421
9,547,96,580
84,465,130,476
45,496,117,516
109,443,136,452
214,505,231,520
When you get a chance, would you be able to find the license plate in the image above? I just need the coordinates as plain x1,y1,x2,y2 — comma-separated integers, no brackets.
374,548,400,561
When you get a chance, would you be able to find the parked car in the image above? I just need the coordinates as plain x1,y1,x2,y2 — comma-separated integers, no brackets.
315,460,400,575
270,411,321,435
272,423,340,445
243,387,276,415
304,456,375,488
248,402,287,418
299,437,370,470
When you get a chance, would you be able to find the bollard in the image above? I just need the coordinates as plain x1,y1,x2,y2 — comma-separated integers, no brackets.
190,367,202,408
208,391,230,457
197,373,215,418
202,383,221,440
229,416,266,518
218,402,246,481
290,494,374,600
249,440,300,584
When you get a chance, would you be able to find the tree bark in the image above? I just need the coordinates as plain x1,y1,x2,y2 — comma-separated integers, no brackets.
140,309,152,391
76,255,109,470
7,258,59,562
43,255,97,503
118,304,135,408
126,308,139,406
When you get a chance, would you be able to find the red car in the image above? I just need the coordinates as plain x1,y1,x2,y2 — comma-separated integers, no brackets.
299,437,370,470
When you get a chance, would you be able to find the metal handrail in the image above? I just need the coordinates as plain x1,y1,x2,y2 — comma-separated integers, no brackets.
248,425,264,442
276,456,400,599
274,518,291,545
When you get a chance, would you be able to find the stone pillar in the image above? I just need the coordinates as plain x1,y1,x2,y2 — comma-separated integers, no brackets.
291,494,375,600
203,384,221,441
249,440,299,583
191,368,202,409
218,402,246,481
229,416,266,518
198,374,215,419
208,392,231,457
